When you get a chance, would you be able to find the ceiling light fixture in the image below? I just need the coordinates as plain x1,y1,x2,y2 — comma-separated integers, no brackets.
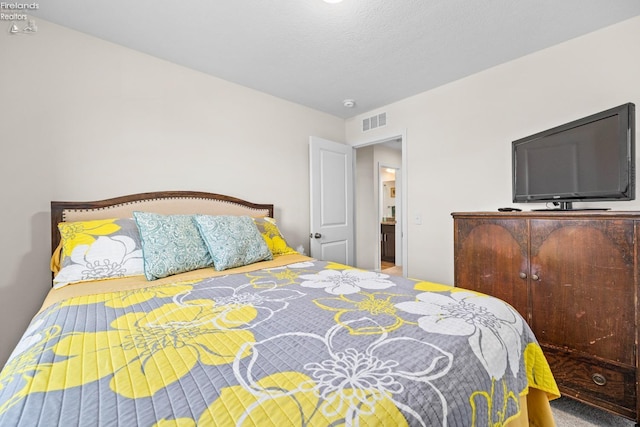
343,99,356,108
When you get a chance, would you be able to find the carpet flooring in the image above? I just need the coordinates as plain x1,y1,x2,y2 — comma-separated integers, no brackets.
551,397,635,426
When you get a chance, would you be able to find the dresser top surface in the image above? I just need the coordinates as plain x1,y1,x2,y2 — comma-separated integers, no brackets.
451,210,640,219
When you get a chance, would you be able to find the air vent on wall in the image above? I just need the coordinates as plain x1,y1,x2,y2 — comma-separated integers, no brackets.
362,112,387,132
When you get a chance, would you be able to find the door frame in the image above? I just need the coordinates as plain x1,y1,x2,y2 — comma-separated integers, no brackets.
353,130,407,276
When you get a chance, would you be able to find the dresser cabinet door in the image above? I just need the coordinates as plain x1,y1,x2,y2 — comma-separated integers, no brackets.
454,218,529,320
529,219,635,365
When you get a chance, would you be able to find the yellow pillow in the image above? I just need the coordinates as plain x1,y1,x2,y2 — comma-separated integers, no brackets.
252,217,298,256
50,242,63,274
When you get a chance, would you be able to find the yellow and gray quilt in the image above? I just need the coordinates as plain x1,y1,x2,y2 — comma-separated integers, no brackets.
0,259,558,426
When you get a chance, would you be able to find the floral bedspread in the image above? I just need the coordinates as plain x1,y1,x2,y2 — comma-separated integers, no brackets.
0,260,558,426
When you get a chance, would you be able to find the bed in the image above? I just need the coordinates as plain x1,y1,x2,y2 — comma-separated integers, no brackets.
0,191,559,426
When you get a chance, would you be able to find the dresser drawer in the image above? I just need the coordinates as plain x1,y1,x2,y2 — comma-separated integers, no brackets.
544,348,636,415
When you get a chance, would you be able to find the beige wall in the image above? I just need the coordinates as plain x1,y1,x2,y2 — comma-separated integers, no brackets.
0,19,344,367
346,16,640,284
355,145,376,269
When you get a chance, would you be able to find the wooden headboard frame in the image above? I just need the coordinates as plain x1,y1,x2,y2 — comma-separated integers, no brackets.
51,191,274,256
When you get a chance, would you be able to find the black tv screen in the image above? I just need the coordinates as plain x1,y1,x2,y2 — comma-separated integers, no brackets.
512,103,635,209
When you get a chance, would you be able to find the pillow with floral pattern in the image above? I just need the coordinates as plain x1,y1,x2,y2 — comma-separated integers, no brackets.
53,218,144,288
252,217,298,256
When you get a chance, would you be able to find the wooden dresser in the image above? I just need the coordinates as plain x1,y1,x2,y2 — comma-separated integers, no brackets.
452,211,640,423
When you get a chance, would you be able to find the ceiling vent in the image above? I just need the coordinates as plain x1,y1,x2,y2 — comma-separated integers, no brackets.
362,112,387,132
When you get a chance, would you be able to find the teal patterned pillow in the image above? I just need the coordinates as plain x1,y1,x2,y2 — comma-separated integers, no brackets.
194,215,273,271
133,212,213,280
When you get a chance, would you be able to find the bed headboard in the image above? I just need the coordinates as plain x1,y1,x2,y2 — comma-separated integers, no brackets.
50,191,274,255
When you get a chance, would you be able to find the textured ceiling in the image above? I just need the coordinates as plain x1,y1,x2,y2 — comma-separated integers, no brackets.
30,0,640,118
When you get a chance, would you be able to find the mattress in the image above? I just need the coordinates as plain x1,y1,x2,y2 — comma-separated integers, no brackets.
0,254,559,426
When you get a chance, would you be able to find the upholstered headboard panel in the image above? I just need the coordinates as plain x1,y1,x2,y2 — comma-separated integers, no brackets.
51,191,274,255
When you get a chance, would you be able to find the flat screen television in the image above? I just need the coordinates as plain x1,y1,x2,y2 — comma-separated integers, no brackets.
512,103,636,210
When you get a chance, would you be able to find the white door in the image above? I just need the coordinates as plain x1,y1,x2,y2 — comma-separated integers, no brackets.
309,136,355,265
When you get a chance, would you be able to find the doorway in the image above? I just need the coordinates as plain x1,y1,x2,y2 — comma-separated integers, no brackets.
380,164,400,274
354,135,406,276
